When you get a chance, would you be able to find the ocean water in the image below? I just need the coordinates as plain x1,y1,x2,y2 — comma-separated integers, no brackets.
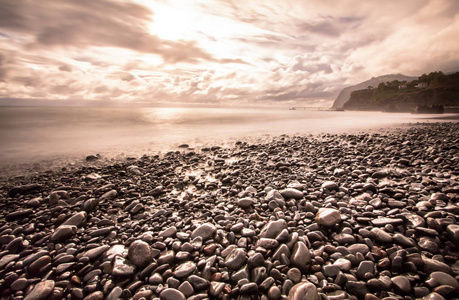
0,106,452,167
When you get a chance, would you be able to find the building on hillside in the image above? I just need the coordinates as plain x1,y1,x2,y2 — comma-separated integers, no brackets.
415,82,428,88
398,84,407,89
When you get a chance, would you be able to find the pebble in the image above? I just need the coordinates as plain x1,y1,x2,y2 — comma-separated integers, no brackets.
24,280,55,300
288,281,320,300
128,240,153,267
191,223,217,241
316,208,341,226
280,188,304,200
174,261,197,278
0,123,458,300
225,248,247,270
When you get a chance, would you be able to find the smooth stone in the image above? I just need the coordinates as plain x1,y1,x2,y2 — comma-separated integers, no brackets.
61,211,87,227
290,241,311,272
174,261,197,278
128,240,153,267
426,271,459,291
188,275,210,291
225,248,247,270
112,256,136,277
316,208,341,226
422,257,452,274
50,225,77,243
159,227,177,238
191,223,216,241
356,261,374,279
321,181,339,191
280,188,304,200
209,282,225,297
257,238,279,249
348,244,370,256
323,265,340,277
394,234,416,247
287,268,302,283
371,217,404,227
83,291,104,300
423,292,445,300
24,280,55,300
268,285,281,300
83,245,109,261
149,273,163,285
392,275,412,294
370,228,393,243
252,266,268,285
106,286,122,300
8,184,42,197
157,250,175,265
446,224,459,246
0,254,19,269
28,255,52,275
240,282,258,294
178,281,194,297
248,252,265,268
266,190,286,206
11,278,29,291
238,197,254,208
333,258,352,272
259,219,287,238
288,281,320,300
334,233,356,244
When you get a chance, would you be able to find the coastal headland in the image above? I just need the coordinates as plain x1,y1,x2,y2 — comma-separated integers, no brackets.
1,122,458,300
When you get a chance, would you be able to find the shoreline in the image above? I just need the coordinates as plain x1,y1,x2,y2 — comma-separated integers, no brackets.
0,121,458,299
1,118,457,181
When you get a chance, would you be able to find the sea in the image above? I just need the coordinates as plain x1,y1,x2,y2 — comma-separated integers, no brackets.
0,106,455,173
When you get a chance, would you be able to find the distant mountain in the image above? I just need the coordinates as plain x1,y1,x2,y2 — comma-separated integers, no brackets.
332,74,417,108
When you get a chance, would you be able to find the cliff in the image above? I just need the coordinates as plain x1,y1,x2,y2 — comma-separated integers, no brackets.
332,74,417,109
342,72,459,112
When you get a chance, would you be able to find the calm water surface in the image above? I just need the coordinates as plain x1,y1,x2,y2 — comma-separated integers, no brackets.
0,106,453,166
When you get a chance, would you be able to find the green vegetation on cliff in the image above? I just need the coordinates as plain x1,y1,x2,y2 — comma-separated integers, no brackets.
343,71,459,112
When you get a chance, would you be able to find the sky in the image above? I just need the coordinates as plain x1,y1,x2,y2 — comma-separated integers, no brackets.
0,0,458,107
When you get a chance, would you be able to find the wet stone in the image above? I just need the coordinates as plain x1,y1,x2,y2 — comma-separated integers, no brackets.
290,241,311,272
238,197,254,208
370,228,393,243
371,217,404,227
112,256,136,277
128,240,153,267
316,208,341,226
288,281,320,300
191,223,216,241
174,261,196,278
225,248,247,270
24,280,55,300
259,219,287,238
280,188,304,200
50,225,77,243
392,275,412,294
323,265,340,277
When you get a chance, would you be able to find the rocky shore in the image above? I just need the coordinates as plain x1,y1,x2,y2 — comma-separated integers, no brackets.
1,122,458,300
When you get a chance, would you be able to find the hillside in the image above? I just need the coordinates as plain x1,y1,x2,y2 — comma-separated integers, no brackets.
342,71,459,112
332,74,417,109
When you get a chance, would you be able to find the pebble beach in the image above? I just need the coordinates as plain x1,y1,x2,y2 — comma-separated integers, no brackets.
1,121,459,300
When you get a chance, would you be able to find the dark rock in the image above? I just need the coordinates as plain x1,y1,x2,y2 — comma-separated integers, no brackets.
128,240,153,267
24,280,55,300
9,184,42,197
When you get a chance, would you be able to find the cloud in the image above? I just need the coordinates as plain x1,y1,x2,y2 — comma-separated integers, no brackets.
0,0,458,106
0,0,214,64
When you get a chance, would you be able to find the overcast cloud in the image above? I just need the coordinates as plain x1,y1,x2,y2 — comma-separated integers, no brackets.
0,0,458,106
